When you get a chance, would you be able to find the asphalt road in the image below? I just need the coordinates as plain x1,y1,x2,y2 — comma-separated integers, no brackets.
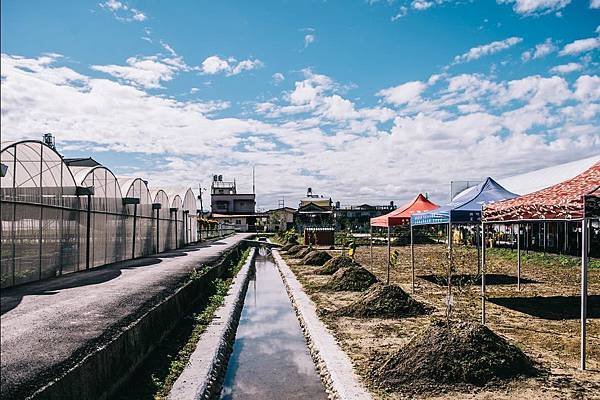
0,233,251,399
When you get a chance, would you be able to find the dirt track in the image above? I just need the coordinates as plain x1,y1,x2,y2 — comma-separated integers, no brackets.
285,244,600,399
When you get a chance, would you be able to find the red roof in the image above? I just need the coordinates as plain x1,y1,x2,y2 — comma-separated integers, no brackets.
370,194,438,227
483,162,600,221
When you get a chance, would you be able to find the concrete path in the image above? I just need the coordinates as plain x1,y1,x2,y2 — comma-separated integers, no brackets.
0,233,251,399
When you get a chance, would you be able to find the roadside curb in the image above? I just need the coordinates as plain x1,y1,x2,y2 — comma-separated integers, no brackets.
168,247,256,400
272,250,372,400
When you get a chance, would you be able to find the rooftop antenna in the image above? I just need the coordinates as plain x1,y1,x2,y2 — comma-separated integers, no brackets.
252,165,255,195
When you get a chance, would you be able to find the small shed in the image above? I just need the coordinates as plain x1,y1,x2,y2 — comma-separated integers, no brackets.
304,227,335,246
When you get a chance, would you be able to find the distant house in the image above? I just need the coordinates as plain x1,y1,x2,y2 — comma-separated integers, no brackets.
210,175,265,232
266,207,297,232
334,202,396,232
296,188,334,231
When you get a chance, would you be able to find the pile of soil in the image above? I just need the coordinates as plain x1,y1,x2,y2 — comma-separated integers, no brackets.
280,243,296,251
285,245,305,255
292,247,313,259
314,255,358,275
302,251,332,266
370,320,536,393
335,283,430,318
326,266,378,291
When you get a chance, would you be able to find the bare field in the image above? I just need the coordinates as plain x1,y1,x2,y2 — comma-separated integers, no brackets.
283,244,600,400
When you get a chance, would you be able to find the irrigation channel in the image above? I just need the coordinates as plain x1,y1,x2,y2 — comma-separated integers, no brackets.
219,249,327,399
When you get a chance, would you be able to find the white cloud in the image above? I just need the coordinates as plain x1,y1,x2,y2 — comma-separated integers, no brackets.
272,73,285,83
497,75,572,108
91,56,186,89
559,37,600,56
412,0,434,10
304,34,316,48
453,37,522,64
288,69,334,106
522,38,556,61
2,53,598,208
99,0,147,22
590,0,600,8
200,55,263,76
200,55,230,75
550,63,583,74
131,9,146,21
160,41,177,57
102,0,125,11
391,6,408,20
497,0,571,16
377,81,428,105
574,75,600,102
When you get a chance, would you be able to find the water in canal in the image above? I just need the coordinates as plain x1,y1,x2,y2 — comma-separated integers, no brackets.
220,252,327,400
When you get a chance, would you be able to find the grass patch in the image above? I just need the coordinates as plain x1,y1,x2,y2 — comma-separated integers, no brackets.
487,247,599,269
112,248,251,400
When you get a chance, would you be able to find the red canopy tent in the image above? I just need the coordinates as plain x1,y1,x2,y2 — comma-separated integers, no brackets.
369,194,438,285
481,162,600,370
370,193,438,227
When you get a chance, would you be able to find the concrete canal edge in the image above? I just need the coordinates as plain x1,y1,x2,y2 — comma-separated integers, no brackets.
29,241,251,400
272,251,373,400
168,247,256,400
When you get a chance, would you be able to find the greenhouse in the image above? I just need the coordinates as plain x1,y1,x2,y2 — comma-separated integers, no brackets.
0,140,201,288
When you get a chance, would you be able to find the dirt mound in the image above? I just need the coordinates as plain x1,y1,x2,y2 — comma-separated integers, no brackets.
370,320,536,393
302,251,332,266
326,266,378,291
285,245,305,255
314,255,358,275
280,243,296,251
292,247,313,259
335,283,430,318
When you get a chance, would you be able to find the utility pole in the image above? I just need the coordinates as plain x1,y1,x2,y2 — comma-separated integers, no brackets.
198,183,204,216
198,183,204,241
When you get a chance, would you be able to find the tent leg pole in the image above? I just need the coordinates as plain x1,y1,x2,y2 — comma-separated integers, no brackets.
447,222,453,323
370,225,373,266
581,218,589,371
564,221,568,254
543,221,547,256
481,222,486,325
387,225,391,285
517,223,521,292
410,223,415,293
476,223,480,275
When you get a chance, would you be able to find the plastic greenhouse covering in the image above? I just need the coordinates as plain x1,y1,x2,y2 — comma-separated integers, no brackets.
0,140,202,288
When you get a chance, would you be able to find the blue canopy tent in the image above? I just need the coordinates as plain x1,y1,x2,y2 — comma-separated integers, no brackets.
411,177,518,226
408,178,518,319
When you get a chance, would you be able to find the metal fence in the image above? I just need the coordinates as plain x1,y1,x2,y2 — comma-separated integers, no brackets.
0,140,204,289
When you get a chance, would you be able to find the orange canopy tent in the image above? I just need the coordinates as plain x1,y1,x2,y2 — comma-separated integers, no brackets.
370,193,438,227
369,194,438,286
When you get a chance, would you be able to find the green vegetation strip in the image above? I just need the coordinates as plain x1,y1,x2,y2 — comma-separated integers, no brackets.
113,248,251,400
487,247,600,269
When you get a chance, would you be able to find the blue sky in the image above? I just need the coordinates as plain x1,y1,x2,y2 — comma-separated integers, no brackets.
1,0,599,209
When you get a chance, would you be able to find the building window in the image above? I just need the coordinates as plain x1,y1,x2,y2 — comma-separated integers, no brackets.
236,219,242,225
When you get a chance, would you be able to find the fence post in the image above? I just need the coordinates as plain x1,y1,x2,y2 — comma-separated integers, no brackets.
86,194,92,269
131,203,138,259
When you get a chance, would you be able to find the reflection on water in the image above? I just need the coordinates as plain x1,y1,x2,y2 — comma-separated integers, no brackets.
220,254,327,400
